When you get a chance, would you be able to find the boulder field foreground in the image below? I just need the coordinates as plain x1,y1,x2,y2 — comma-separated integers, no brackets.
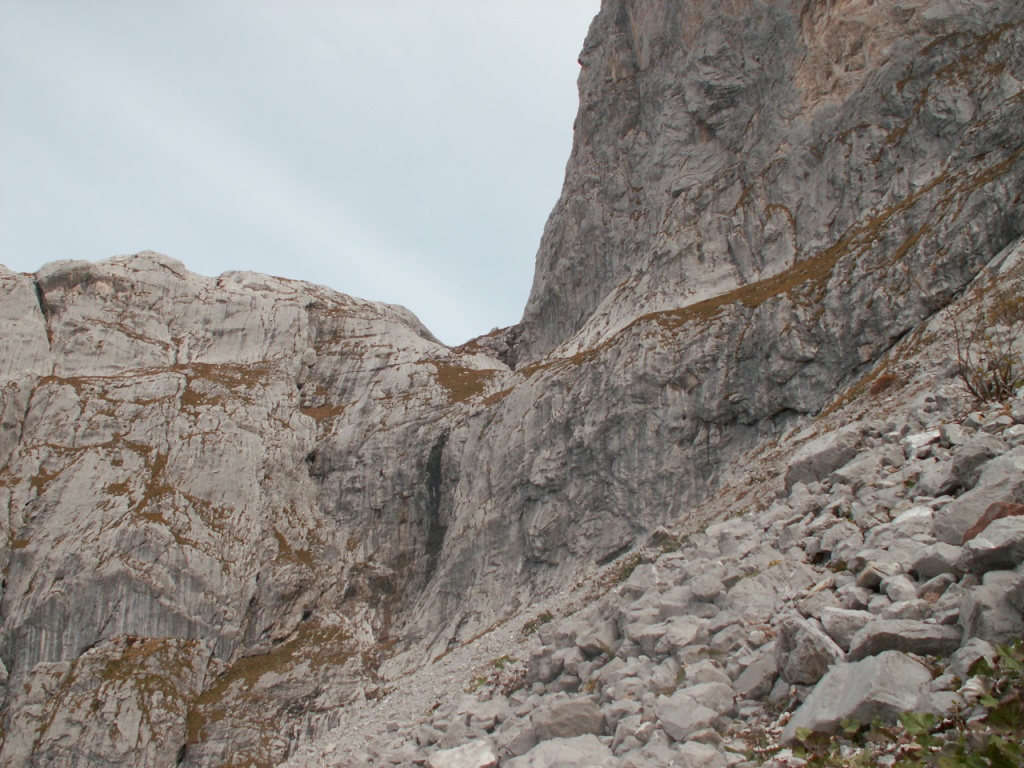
2,0,1024,766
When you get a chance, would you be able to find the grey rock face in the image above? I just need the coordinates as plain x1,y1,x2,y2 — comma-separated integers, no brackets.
513,0,1024,365
0,254,500,766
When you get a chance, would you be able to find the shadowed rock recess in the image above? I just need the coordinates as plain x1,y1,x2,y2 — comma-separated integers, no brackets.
2,1,1024,766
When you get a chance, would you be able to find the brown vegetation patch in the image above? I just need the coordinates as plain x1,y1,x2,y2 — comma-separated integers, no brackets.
185,620,353,745
273,529,316,568
299,403,346,422
178,363,270,409
430,361,498,402
869,372,901,397
30,466,62,496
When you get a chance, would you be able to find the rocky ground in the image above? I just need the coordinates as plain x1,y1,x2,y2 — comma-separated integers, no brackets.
281,257,1024,767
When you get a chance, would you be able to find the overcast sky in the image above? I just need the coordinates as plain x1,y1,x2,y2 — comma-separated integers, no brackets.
0,1,599,345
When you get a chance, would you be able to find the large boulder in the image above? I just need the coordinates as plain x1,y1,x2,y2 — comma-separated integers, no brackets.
933,450,1024,544
427,740,498,768
531,699,606,742
941,434,1008,493
785,427,862,490
776,616,845,685
504,735,616,768
781,652,933,743
960,571,1024,645
847,620,962,661
959,517,1024,574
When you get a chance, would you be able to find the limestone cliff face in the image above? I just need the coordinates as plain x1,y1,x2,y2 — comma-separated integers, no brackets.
1,1,1023,766
515,0,1024,363
0,255,512,766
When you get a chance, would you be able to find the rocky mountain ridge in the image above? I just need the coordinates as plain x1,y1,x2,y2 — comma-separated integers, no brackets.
1,0,1023,765
282,252,1024,768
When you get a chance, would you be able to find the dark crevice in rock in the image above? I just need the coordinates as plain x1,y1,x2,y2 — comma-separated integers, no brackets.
422,430,449,583
32,279,53,349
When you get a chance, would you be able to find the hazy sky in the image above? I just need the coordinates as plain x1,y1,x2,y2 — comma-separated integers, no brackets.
0,1,599,345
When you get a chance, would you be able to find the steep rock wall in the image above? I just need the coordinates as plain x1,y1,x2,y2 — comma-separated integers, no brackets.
514,0,1024,363
0,255,512,766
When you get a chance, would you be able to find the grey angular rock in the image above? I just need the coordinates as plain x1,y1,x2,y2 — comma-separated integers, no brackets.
531,698,606,742
883,575,921,604
504,735,615,768
831,445,905,491
958,518,1024,574
781,652,933,744
734,652,778,700
724,561,819,623
940,423,969,448
848,620,962,661
949,638,999,680
854,561,902,590
690,573,727,603
493,718,537,758
654,616,709,657
776,617,845,685
685,659,732,687
576,620,619,658
902,430,941,459
820,608,874,652
879,599,933,622
818,520,864,562
786,427,863,490
676,681,736,715
655,696,719,743
911,543,963,579
426,740,498,768
917,573,957,602
960,571,1024,645
526,649,564,686
941,434,1008,492
933,450,1024,544
674,741,728,768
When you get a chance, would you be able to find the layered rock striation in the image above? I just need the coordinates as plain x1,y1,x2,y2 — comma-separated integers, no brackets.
1,0,1024,765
